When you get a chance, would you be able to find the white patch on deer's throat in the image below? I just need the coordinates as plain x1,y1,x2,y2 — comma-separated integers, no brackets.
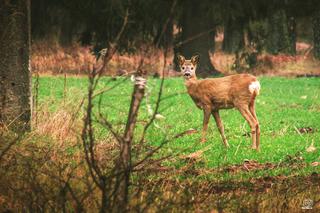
249,81,261,95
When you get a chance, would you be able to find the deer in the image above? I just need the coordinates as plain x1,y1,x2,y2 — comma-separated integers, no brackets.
177,54,261,151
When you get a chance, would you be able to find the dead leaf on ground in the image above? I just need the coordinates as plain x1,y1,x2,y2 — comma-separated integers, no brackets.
180,145,212,161
298,127,316,134
311,162,319,167
306,140,317,153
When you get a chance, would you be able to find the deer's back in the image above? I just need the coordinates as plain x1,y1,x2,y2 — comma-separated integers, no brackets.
186,74,258,110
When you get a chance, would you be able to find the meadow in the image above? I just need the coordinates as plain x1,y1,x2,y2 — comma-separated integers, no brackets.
37,75,320,180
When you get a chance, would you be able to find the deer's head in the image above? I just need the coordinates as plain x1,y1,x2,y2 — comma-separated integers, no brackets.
177,54,199,80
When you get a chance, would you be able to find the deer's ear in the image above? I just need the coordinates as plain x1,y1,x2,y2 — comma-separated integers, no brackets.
177,54,185,65
191,54,200,65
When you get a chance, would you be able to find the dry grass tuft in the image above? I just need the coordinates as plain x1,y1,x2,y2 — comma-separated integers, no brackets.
35,106,79,142
32,41,179,77
32,41,96,75
32,40,320,77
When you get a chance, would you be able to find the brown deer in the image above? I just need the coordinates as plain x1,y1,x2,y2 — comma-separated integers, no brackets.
177,54,261,151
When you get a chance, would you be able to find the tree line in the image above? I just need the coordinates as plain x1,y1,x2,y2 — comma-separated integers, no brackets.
31,0,320,76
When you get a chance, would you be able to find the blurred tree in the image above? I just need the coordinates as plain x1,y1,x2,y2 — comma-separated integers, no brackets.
221,0,250,54
0,0,31,132
265,1,293,55
174,0,218,77
313,9,320,59
223,16,245,53
287,16,297,55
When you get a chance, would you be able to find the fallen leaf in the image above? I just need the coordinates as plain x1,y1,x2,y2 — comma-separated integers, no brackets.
300,95,307,99
311,162,319,166
155,113,165,120
298,127,315,134
306,140,316,153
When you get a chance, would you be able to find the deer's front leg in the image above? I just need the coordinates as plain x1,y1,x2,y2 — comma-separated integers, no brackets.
201,107,211,143
212,110,229,148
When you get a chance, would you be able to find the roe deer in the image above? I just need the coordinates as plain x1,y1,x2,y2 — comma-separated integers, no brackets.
177,54,261,151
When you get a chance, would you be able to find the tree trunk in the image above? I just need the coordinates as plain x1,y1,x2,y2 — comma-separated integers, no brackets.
266,8,291,55
175,0,217,77
222,17,244,53
0,0,31,132
287,16,296,55
112,75,145,212
313,10,320,59
58,9,74,47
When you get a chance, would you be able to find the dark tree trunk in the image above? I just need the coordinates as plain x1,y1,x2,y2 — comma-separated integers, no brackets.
287,16,296,55
175,0,217,77
222,17,245,53
313,10,320,59
266,8,291,55
0,0,31,132
58,9,74,47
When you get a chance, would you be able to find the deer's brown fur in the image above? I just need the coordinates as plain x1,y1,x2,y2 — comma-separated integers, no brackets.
178,54,261,150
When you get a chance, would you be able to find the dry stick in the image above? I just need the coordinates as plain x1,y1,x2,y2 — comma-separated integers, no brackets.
93,77,129,99
132,129,196,170
80,7,130,212
129,3,199,193
111,53,148,210
135,50,176,164
81,75,103,189
136,0,178,156
83,1,180,210
135,49,168,159
33,71,40,127
63,72,67,106
98,115,124,144
85,9,130,172
105,1,178,208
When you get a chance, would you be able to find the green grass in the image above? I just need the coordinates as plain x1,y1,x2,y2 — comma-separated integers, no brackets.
36,76,320,179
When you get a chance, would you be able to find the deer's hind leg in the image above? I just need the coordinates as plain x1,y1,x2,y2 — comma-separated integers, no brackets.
249,99,260,150
238,106,259,151
212,110,229,148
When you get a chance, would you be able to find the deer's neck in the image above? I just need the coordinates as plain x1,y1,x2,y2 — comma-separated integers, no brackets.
184,77,198,91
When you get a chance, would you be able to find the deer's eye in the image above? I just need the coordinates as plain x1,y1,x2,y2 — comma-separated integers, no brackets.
191,67,194,70
182,67,185,70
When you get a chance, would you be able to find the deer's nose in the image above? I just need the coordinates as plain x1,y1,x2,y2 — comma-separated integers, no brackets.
184,71,191,77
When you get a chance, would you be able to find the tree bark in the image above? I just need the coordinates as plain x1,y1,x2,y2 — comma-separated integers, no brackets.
313,10,320,59
222,17,245,53
0,0,31,132
175,0,217,77
266,8,292,55
287,16,296,55
113,74,145,212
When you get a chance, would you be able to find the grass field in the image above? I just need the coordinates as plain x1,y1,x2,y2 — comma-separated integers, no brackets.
37,76,320,180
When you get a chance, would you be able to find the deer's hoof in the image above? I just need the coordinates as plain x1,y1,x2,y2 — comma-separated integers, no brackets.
251,146,260,152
